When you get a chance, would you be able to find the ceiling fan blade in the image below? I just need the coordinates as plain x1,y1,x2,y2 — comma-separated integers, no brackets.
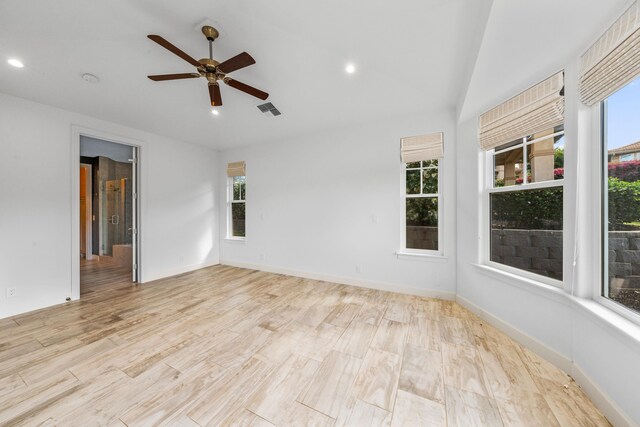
147,73,200,81
209,83,223,106
147,35,202,68
224,78,269,100
217,52,256,74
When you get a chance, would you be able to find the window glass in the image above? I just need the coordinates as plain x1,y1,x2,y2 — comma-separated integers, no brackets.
603,75,640,313
489,126,564,282
494,147,524,187
404,159,440,251
490,188,563,280
230,175,246,238
406,197,438,251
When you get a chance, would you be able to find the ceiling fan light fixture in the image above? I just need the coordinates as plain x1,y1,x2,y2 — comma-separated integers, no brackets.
211,109,220,116
345,63,356,74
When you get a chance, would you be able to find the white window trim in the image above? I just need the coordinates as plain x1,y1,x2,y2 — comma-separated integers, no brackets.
227,175,246,240
595,100,640,326
482,130,565,288
400,160,444,256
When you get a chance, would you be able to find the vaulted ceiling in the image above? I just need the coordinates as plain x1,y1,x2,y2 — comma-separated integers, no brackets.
1,0,633,150
0,0,490,149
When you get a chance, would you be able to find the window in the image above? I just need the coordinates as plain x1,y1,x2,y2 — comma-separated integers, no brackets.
602,75,640,315
227,161,246,239
488,126,565,282
404,160,440,252
229,176,246,238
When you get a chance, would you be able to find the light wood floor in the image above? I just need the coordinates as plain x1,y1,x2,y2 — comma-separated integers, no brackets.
1,265,610,426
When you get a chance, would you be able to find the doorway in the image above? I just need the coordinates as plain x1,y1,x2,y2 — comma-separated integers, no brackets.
79,136,139,294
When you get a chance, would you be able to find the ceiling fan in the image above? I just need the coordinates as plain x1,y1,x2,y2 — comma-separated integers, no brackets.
147,26,269,107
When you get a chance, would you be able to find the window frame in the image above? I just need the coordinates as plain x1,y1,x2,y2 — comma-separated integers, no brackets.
597,98,640,325
483,129,565,288
227,174,246,240
400,159,443,255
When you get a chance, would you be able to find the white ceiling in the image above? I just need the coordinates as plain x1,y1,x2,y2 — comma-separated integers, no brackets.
458,0,634,122
0,0,490,150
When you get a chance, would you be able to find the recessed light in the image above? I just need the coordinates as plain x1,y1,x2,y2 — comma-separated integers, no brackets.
345,63,356,74
211,109,220,116
8,58,24,68
82,73,99,83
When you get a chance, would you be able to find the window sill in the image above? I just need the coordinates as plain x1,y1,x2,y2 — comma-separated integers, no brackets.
395,251,448,262
571,297,640,352
223,237,246,243
472,263,568,304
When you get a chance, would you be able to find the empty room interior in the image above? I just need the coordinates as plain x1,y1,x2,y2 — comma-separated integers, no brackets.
1,0,640,425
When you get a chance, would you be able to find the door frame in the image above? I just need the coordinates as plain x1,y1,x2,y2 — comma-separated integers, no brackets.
80,163,93,260
71,126,143,300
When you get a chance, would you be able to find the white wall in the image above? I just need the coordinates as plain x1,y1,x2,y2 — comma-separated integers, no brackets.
0,93,220,319
455,61,640,427
219,111,457,298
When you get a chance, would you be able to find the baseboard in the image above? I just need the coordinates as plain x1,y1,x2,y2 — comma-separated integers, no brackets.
571,364,636,427
457,295,636,427
141,260,220,283
456,295,572,372
219,259,456,300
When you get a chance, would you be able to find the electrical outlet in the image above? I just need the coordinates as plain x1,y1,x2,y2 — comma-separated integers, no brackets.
260,253,266,261
6,287,16,298
356,264,362,274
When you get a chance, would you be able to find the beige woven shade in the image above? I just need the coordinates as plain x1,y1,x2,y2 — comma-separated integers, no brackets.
226,161,246,177
478,72,564,151
580,1,640,106
400,132,444,163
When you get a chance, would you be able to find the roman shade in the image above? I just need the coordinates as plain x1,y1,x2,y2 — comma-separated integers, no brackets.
580,1,640,106
400,132,444,163
478,71,564,151
226,161,246,177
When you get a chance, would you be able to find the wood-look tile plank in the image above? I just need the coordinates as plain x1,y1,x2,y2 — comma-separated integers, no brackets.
0,371,81,425
187,356,275,425
442,343,492,397
406,316,441,351
333,320,377,358
298,350,362,418
323,303,361,328
280,401,335,427
246,354,320,425
399,344,444,403
346,399,392,427
534,377,612,427
444,385,503,427
390,390,446,427
371,318,409,355
495,386,560,427
439,316,476,347
353,348,402,411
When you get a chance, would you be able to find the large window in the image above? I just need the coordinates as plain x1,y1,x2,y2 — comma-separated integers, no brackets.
602,75,640,314
404,160,440,252
229,175,246,238
488,126,565,282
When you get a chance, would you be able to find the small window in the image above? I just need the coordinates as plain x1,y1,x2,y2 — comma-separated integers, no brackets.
229,175,246,238
602,75,640,314
488,126,564,282
404,160,440,252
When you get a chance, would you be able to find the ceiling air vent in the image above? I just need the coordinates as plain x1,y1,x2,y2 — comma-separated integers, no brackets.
257,102,281,116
